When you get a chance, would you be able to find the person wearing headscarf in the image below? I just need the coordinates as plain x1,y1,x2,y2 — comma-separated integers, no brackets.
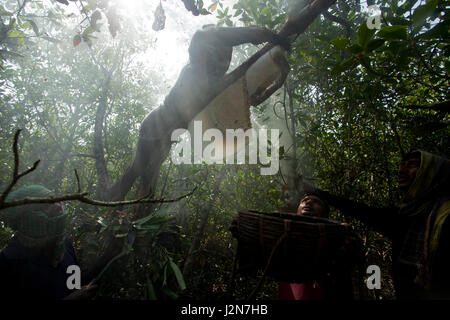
317,150,450,299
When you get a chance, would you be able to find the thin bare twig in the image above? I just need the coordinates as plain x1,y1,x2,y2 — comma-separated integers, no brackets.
0,130,40,203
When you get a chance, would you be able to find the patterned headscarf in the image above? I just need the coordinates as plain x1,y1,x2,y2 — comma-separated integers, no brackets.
398,151,450,289
400,151,450,208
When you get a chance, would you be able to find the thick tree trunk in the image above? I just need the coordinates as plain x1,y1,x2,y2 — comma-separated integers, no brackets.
93,75,112,200
284,79,301,210
90,46,123,200
47,105,84,192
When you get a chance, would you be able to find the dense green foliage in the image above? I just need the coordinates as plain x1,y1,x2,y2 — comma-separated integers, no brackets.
1,0,448,300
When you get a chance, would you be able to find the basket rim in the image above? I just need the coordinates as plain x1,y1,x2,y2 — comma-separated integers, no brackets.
238,209,344,226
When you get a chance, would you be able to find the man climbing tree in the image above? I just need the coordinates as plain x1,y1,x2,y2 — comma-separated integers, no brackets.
108,0,338,202
109,26,290,202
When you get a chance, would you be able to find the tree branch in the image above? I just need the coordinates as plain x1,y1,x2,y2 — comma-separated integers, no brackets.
70,153,96,159
0,188,196,210
398,100,450,112
322,10,352,37
0,130,195,211
74,169,81,193
0,130,40,203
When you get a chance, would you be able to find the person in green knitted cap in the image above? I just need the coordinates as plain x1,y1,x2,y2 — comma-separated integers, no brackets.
0,185,97,299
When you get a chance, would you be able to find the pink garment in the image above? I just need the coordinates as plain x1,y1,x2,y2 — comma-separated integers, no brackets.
278,282,325,300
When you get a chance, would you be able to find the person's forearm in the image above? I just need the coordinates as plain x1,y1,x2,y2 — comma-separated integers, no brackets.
317,189,398,237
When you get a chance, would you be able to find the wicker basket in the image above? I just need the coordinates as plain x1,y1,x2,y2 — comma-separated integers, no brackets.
236,210,355,283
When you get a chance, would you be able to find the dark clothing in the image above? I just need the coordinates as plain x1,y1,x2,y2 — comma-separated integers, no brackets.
0,237,79,299
319,191,450,299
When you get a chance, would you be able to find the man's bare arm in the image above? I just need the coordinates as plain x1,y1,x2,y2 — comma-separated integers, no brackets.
198,26,291,50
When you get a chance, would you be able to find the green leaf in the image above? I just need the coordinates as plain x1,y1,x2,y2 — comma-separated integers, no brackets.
366,38,385,52
136,225,159,231
357,22,376,48
208,1,217,11
330,57,358,75
346,44,363,54
8,30,21,38
169,258,186,290
162,262,168,286
331,38,350,50
387,40,406,56
412,0,438,27
261,6,271,16
161,286,178,299
26,20,39,36
114,233,128,238
389,16,409,26
444,60,450,75
377,25,407,40
341,57,358,70
397,47,413,66
83,26,95,36
146,277,157,300
418,21,450,40
20,21,32,30
132,214,167,229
